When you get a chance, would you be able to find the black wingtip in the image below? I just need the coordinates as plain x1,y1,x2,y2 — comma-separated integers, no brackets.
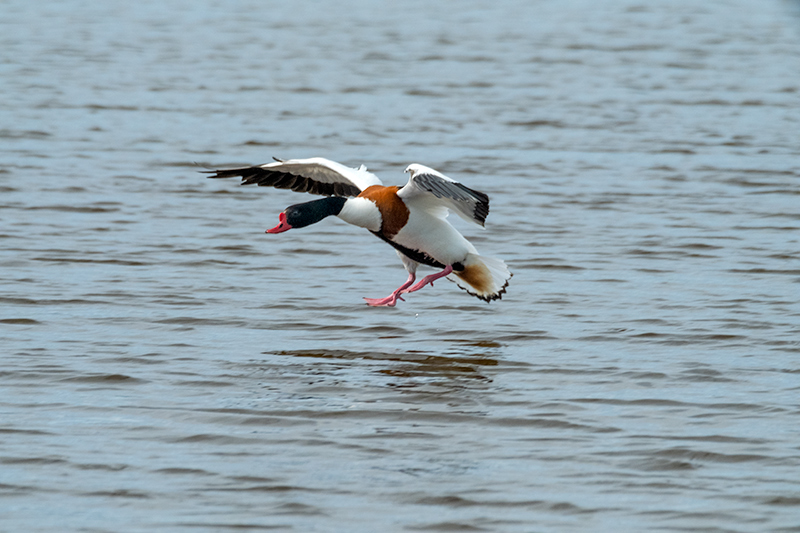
272,156,284,162
474,201,489,226
204,168,245,179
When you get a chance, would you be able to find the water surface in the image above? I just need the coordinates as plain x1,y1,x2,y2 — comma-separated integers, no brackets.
2,1,800,531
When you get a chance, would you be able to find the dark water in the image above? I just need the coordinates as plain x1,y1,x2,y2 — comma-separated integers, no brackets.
2,1,800,531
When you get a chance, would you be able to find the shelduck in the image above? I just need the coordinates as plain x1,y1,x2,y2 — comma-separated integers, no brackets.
207,157,511,306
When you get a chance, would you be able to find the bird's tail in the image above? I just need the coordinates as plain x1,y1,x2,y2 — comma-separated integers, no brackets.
448,253,512,302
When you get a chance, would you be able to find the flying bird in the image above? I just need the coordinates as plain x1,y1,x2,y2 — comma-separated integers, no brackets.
207,157,511,306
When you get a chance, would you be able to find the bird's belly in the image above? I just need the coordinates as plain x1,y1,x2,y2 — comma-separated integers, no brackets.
391,216,477,267
371,232,445,269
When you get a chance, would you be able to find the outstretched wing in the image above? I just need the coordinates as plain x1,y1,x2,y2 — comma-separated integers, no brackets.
397,164,490,227
206,157,382,197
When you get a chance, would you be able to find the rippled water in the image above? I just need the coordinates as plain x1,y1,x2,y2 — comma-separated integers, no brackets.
2,1,800,531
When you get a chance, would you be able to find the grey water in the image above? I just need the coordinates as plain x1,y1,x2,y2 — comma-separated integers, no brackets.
2,1,800,531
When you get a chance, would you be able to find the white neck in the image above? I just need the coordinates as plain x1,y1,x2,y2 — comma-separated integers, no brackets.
337,197,382,232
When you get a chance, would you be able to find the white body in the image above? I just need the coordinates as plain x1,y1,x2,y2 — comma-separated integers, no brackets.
393,205,478,266
330,163,511,300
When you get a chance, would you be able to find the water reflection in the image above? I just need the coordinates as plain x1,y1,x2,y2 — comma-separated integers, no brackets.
276,348,499,385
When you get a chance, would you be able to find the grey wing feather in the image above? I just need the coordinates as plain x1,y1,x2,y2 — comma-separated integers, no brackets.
409,173,490,226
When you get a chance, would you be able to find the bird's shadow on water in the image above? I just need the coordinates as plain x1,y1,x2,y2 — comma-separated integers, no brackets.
270,347,501,390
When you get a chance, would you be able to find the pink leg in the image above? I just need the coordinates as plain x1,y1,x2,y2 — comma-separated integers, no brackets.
364,272,416,307
400,265,453,296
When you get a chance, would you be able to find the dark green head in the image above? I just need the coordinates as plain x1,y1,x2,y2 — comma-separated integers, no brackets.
266,196,348,233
